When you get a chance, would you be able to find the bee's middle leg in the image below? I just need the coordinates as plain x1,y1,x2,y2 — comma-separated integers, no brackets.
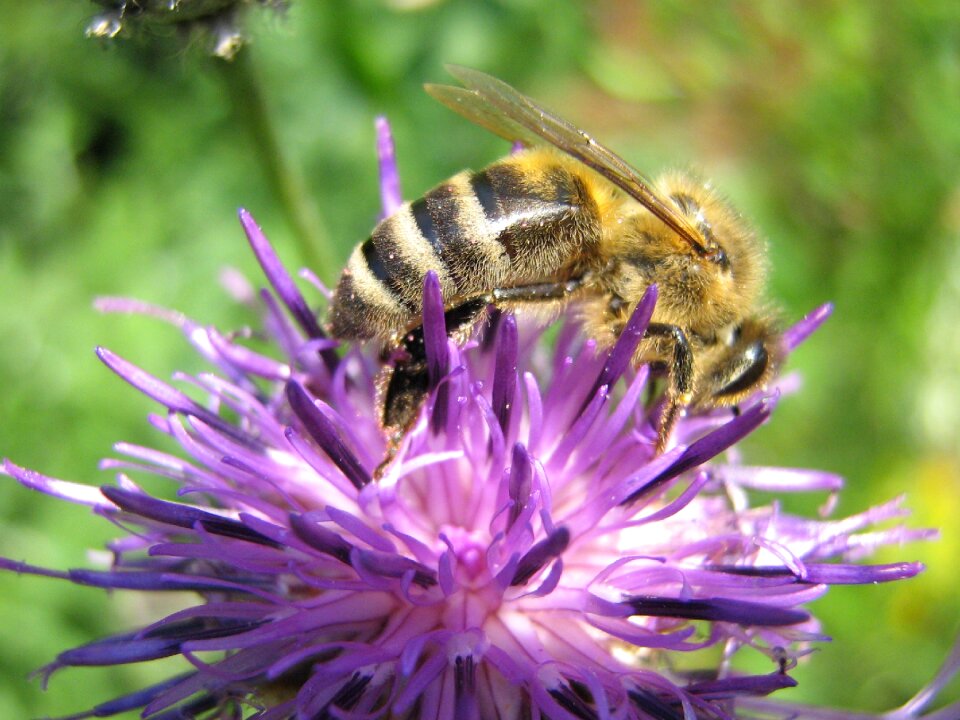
490,275,589,304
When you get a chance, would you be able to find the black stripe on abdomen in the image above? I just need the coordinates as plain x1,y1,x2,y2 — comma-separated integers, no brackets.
408,182,478,289
469,169,503,222
362,236,390,285
410,196,441,257
421,183,470,257
469,163,582,261
359,229,418,310
470,165,542,226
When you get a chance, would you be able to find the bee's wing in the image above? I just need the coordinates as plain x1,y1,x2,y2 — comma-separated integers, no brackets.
426,66,709,256
424,82,545,148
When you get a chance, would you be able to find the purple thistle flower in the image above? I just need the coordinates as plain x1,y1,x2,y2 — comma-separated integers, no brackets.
3,124,956,720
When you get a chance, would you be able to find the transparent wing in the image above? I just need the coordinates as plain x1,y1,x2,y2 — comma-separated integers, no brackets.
423,84,545,148
425,66,709,256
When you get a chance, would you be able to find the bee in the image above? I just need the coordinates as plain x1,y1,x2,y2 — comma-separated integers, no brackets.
329,66,781,459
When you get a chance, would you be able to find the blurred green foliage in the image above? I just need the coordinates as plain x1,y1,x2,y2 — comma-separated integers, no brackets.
1,1,958,717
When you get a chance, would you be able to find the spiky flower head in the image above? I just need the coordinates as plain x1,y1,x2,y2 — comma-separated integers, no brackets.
2,122,953,720
86,0,288,58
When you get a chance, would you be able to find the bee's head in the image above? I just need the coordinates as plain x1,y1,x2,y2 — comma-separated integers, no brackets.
693,314,784,408
615,171,767,334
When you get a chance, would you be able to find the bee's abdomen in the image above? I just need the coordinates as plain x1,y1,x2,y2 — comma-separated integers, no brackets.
330,154,601,340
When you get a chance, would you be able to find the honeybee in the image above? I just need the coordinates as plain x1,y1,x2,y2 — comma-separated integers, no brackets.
329,66,781,458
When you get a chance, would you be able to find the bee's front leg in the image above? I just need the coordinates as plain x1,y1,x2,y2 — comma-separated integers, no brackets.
643,322,694,453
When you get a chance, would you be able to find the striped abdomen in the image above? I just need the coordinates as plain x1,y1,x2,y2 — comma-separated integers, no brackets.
329,150,603,341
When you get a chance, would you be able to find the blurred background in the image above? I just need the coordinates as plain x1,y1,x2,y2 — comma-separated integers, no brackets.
1,1,958,716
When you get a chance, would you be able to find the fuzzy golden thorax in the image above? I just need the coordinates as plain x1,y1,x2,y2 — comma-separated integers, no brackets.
604,171,767,338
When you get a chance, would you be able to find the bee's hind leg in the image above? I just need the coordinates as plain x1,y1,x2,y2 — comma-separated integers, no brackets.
375,358,430,478
375,298,489,477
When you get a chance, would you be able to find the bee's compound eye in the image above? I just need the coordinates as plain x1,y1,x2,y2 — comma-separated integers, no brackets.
713,340,768,399
709,245,730,270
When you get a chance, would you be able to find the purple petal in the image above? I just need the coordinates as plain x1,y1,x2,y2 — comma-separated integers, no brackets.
353,548,437,588
782,302,833,352
266,642,391,681
142,602,270,628
718,465,844,493
394,650,446,712
259,287,303,361
421,271,452,435
431,365,452,436
3,459,110,507
626,595,809,626
140,651,269,716
627,686,686,720
492,313,519,437
454,654,479,720
325,505,396,553
438,549,456,596
206,327,291,380
550,384,607,469
686,672,797,699
238,209,338,371
586,285,657,404
93,296,186,325
55,617,265,668
523,371,544,448
65,569,265,595
285,381,371,489
51,673,196,720
422,271,449,387
101,486,281,547
376,116,402,217
525,557,564,598
711,561,924,584
96,348,257,447
624,396,775,505
96,347,203,415
507,443,533,531
296,670,370,719
0,557,69,581
283,427,359,500
289,512,354,564
509,526,570,586
630,470,711,526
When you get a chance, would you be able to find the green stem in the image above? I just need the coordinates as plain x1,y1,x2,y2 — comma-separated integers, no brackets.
218,49,331,275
